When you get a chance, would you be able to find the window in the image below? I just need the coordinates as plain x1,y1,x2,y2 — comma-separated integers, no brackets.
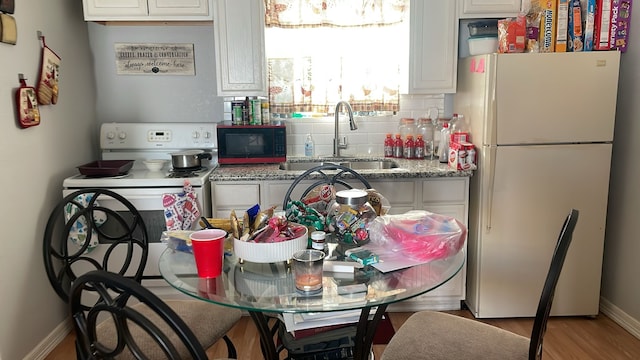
264,0,409,117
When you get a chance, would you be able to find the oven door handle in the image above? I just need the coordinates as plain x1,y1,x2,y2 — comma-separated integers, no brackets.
89,189,188,212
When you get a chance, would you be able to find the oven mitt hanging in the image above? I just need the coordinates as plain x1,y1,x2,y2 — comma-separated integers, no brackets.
15,76,40,128
36,36,61,105
64,193,107,254
163,181,201,231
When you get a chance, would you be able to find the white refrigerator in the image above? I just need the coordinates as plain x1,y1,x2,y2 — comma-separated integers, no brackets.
454,51,620,318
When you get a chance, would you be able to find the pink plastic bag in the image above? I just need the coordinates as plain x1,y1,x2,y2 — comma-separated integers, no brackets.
368,210,467,262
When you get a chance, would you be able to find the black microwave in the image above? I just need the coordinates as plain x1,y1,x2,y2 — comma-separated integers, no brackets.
216,124,287,165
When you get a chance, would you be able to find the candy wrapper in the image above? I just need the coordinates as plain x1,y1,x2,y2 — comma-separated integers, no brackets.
163,181,201,231
368,210,467,262
285,200,327,233
300,184,336,215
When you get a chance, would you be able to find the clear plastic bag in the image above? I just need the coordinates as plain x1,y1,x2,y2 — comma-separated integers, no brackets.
368,210,467,262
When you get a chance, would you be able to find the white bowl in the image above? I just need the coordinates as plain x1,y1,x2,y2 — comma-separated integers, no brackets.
234,225,308,263
143,159,167,172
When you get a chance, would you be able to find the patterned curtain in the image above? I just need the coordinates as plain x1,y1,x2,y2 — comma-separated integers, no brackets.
264,0,408,115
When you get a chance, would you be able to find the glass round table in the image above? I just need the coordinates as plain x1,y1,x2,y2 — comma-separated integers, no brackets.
159,248,465,360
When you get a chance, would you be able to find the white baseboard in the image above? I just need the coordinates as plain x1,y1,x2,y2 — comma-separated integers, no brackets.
23,319,72,360
600,297,640,340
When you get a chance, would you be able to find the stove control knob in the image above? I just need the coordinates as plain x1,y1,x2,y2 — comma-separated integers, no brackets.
106,131,116,140
118,131,127,140
192,131,200,139
203,131,212,139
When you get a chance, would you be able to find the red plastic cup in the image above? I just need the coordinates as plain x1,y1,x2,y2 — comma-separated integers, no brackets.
190,229,226,278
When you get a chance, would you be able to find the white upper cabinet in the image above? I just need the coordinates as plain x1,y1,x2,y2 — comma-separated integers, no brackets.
213,0,267,96
459,0,521,18
408,0,458,94
82,0,212,21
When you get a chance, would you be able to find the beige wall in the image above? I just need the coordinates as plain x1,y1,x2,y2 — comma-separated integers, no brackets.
602,8,640,328
0,1,97,359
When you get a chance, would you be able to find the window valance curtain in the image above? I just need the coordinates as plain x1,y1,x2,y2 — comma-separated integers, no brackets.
264,0,408,115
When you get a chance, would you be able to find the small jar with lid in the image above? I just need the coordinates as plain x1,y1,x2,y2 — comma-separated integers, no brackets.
327,189,377,246
310,230,326,252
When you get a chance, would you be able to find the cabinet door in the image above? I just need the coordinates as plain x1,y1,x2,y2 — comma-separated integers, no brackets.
148,0,210,17
408,0,458,94
367,180,417,215
83,0,148,20
213,0,267,96
460,0,521,18
212,183,260,218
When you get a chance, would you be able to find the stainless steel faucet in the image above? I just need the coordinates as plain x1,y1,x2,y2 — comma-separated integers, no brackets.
333,101,358,157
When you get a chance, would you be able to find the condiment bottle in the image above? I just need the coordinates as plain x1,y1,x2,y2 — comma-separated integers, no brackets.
384,133,394,157
404,135,415,159
439,121,450,164
393,134,403,158
415,135,425,159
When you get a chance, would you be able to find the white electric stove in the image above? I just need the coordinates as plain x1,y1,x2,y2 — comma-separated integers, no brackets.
62,122,218,292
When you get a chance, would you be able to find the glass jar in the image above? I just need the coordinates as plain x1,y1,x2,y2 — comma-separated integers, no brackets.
327,189,376,246
311,230,326,251
398,118,416,143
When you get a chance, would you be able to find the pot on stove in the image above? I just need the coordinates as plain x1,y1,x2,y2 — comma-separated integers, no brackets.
170,150,212,169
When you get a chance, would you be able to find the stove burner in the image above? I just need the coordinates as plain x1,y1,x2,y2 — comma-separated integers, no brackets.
167,166,206,178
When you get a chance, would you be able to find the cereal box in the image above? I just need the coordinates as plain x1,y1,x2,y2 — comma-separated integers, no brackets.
614,0,633,52
594,0,613,50
610,0,621,49
556,0,570,51
584,0,597,50
568,0,584,51
539,0,557,52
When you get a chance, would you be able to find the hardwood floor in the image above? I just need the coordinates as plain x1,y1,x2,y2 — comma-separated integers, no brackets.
45,310,640,359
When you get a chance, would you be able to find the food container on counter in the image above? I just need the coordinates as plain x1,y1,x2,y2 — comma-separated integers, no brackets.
468,20,499,37
468,35,499,55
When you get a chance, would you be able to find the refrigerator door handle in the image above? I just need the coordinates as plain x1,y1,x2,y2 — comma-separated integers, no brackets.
484,145,497,232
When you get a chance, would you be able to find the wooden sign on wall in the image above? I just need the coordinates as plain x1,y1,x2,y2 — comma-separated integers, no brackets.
114,43,195,75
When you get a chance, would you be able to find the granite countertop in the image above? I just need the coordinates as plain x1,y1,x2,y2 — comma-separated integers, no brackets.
210,156,473,181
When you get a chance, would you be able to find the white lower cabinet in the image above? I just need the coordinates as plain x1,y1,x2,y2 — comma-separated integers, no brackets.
211,182,260,218
211,177,469,311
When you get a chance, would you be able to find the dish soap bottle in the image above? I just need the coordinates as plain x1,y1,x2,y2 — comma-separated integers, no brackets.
304,134,315,157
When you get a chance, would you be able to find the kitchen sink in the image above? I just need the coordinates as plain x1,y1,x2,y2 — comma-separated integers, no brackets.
278,159,399,171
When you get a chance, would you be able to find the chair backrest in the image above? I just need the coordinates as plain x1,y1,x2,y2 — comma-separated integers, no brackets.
282,164,372,210
529,209,579,360
43,188,149,303
71,270,208,360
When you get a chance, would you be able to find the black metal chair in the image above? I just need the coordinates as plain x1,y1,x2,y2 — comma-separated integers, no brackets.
381,209,579,360
71,269,209,359
43,188,241,358
281,163,372,211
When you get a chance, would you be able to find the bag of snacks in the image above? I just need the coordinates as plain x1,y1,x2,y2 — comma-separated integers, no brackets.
368,210,467,262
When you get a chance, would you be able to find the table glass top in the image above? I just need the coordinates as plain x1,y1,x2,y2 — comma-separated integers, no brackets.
159,248,465,314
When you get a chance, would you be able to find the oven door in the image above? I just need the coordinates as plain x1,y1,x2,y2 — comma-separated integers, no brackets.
62,186,208,297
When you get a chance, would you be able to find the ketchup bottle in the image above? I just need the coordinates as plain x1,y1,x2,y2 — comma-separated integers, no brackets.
393,134,403,158
415,135,425,159
404,135,415,159
384,133,394,157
